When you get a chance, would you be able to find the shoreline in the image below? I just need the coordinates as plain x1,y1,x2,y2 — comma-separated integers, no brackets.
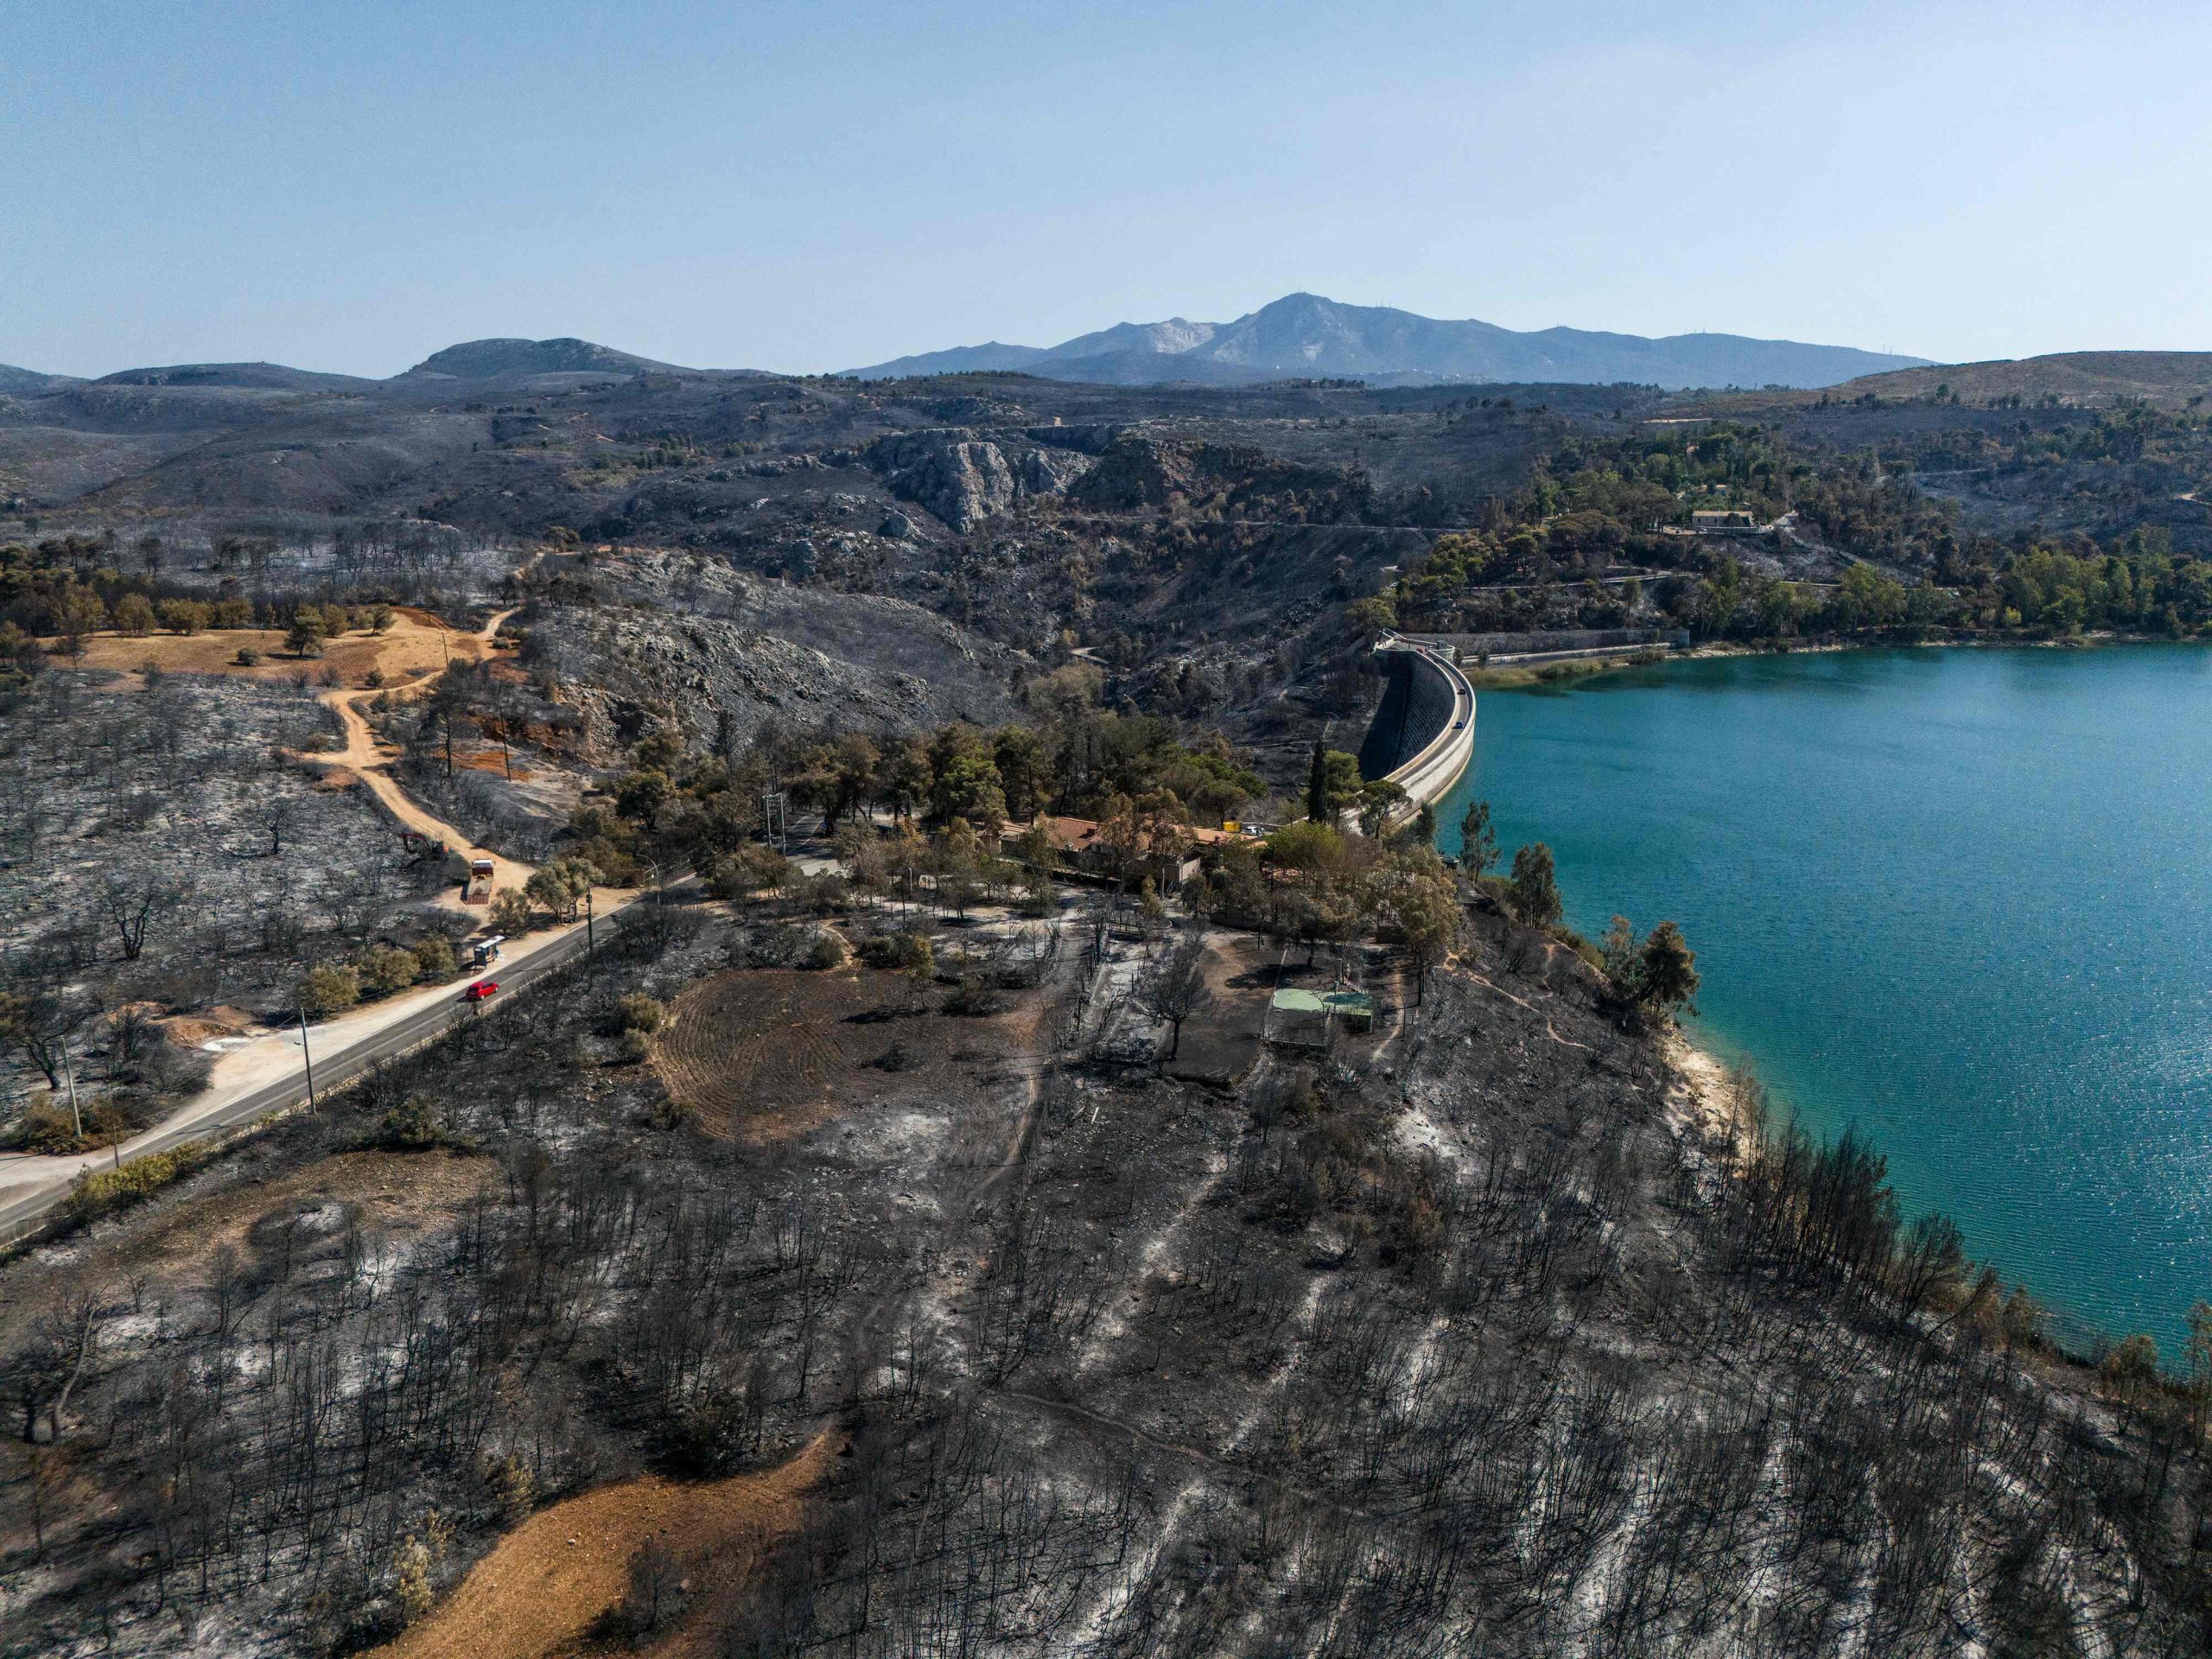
1461,628,2205,690
1661,1028,1758,1166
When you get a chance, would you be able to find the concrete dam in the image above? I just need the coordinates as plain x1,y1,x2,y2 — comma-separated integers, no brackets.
1356,633,1476,825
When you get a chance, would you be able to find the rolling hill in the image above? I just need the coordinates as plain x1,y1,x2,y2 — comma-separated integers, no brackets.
1831,350,2212,408
397,336,693,382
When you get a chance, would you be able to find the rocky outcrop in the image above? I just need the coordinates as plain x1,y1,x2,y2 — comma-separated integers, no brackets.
1065,433,1370,521
864,429,1095,531
532,550,1025,759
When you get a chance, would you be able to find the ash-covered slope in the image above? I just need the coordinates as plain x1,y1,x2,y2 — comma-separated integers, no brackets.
524,550,1024,756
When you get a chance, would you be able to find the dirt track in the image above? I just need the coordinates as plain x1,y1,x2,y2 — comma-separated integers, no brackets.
294,606,534,905
53,607,534,904
375,1430,837,1659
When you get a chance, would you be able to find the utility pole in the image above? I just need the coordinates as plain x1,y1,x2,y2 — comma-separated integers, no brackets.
298,1007,319,1111
584,886,595,955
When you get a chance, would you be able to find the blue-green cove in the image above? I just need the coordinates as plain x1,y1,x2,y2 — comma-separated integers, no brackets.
1435,645,2212,1352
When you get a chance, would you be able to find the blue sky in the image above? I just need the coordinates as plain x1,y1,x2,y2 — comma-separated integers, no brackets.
5,1,2209,377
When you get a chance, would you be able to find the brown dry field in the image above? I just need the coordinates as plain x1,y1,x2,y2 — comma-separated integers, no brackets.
51,607,491,691
373,1429,838,1659
652,966,1032,1143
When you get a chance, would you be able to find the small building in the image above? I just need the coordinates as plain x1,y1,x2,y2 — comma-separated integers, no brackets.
1690,508,1758,531
1003,815,1239,889
1265,985,1377,1048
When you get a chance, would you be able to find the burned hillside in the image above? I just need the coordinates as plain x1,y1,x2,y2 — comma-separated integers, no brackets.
3,865,2209,1656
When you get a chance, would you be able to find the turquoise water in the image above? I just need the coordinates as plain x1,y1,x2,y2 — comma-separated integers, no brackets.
1436,646,2212,1351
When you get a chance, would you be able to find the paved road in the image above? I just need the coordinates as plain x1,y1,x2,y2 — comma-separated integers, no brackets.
0,904,631,1248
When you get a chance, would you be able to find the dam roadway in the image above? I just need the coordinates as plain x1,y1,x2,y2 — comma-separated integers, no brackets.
1357,632,1477,825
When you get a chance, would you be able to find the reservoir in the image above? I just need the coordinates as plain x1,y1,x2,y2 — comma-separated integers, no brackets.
1435,645,2212,1352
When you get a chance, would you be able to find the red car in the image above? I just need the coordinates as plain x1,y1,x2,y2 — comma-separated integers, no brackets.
462,980,499,1002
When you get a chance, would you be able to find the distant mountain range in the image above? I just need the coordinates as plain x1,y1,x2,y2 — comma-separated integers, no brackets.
844,293,1930,390
16,321,2210,409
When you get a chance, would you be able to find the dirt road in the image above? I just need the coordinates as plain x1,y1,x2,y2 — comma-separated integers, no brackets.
51,605,536,904
296,606,536,906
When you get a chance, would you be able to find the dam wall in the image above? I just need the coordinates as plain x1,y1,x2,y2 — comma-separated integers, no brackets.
1356,633,1476,827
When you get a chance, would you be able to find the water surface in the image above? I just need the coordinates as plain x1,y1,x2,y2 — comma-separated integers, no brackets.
1436,645,2212,1351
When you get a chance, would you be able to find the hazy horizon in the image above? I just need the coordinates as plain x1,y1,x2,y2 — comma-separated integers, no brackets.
3,292,1942,385
9,1,2210,378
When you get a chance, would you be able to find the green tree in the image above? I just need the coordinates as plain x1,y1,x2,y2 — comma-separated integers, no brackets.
157,597,211,635
1265,820,1346,875
112,593,156,637
900,931,935,1007
1303,749,1362,822
1376,849,1458,1004
615,768,673,830
53,588,106,659
283,613,326,658
710,843,791,902
411,937,457,982
1347,594,1397,634
1356,779,1408,838
1459,799,1499,878
1637,920,1700,1018
300,964,361,1020
489,888,533,936
992,725,1050,821
1507,842,1561,929
358,944,421,996
877,736,933,822
525,857,600,923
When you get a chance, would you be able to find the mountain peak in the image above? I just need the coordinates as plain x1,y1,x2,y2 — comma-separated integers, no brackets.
846,293,1927,390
